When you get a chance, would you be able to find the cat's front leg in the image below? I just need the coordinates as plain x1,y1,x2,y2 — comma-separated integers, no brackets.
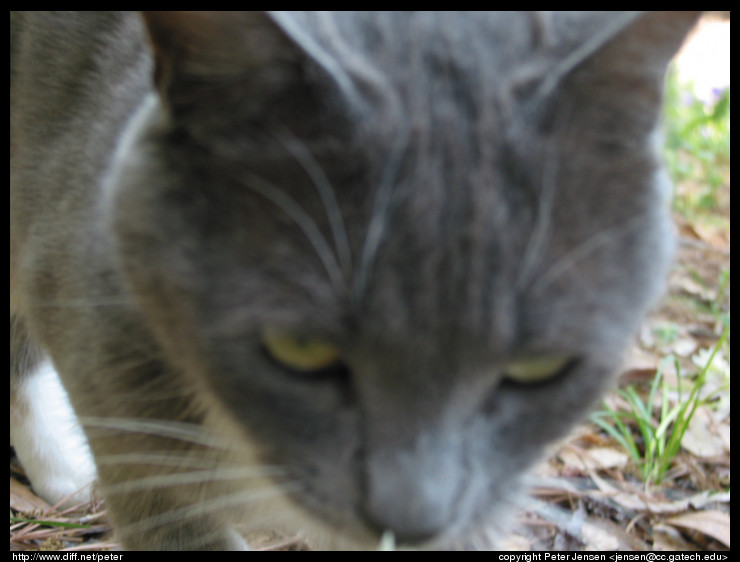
10,315,97,507
10,358,97,507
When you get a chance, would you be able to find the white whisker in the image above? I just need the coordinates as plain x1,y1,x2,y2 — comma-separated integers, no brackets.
352,123,410,306
242,172,346,293
532,214,646,294
95,452,279,472
79,417,236,450
28,296,133,309
103,466,286,495
516,140,560,291
275,129,353,280
117,481,302,544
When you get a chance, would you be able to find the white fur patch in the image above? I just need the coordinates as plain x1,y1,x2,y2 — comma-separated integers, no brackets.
10,359,97,506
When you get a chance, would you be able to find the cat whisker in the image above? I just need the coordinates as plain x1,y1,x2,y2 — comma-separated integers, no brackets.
275,128,353,281
532,214,647,294
94,452,279,472
102,466,287,495
27,296,133,309
516,134,560,291
352,121,410,307
242,171,346,293
80,417,237,450
75,354,193,402
116,481,302,545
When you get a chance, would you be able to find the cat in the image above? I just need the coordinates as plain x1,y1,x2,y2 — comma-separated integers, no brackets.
10,11,701,550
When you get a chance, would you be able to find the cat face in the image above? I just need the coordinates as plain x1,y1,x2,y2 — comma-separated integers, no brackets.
102,11,694,547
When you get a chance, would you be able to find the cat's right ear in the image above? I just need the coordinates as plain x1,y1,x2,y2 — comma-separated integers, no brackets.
535,11,703,142
140,11,327,136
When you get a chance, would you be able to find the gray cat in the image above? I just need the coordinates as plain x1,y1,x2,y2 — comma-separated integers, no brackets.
10,11,700,550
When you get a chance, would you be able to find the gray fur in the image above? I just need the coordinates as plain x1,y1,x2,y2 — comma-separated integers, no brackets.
10,11,699,549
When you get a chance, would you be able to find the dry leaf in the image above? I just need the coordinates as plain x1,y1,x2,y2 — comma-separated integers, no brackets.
681,406,728,457
669,337,698,357
651,523,696,551
587,473,730,515
10,477,52,514
559,447,629,472
665,510,730,548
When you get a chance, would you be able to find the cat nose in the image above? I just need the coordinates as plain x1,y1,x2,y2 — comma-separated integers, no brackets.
361,441,463,544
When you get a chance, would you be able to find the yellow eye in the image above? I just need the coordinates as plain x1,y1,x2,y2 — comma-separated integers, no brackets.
262,327,341,372
504,356,572,384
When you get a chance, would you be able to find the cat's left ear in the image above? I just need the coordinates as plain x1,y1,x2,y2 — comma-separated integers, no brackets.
140,11,331,136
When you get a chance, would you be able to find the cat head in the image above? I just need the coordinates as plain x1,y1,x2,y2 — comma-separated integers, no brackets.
108,12,699,546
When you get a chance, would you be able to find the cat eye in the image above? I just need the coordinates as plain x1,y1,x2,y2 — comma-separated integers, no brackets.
261,327,341,373
503,355,573,384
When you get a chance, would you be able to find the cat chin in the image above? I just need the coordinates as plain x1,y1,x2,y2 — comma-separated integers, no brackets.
232,479,515,551
202,403,517,550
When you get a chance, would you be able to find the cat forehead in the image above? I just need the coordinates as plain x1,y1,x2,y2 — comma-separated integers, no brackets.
271,12,595,74
269,12,627,111
143,10,680,356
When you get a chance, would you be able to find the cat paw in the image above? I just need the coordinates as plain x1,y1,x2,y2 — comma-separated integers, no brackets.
10,359,97,506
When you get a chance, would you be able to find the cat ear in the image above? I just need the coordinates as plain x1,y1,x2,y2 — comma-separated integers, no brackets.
604,12,702,77
140,11,320,133
542,11,702,139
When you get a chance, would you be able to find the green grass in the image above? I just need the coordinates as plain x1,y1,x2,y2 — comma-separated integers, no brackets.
591,321,729,485
663,68,730,220
9,516,94,530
